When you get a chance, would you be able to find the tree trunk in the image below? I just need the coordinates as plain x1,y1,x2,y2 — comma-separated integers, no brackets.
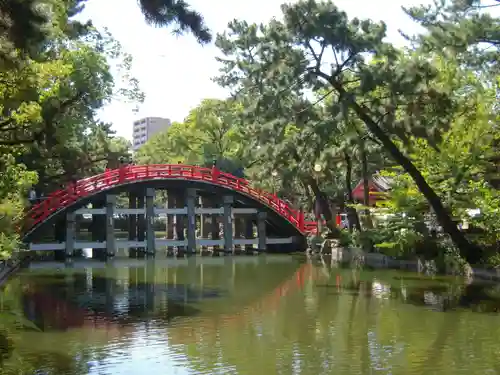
301,179,314,210
349,100,481,263
358,137,373,229
308,177,338,233
344,151,362,231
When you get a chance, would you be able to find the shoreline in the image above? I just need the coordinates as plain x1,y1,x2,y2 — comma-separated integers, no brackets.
2,250,500,287
324,247,500,282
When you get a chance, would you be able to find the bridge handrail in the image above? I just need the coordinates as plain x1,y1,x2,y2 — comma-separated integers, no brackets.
25,164,317,234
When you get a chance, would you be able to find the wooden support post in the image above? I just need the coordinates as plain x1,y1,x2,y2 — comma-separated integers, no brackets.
137,195,145,241
53,218,67,261
128,192,137,258
234,213,244,254
166,192,174,254
106,194,116,257
244,218,254,254
223,195,234,253
174,190,186,255
65,211,76,258
200,196,211,251
257,211,267,252
145,188,155,256
91,198,106,260
137,195,145,257
186,188,197,254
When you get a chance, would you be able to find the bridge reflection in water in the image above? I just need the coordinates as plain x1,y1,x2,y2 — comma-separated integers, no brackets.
20,256,309,336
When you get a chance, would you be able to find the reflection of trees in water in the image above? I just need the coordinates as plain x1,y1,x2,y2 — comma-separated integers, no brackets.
0,278,91,375
0,330,13,367
314,268,500,315
393,280,500,313
166,264,500,375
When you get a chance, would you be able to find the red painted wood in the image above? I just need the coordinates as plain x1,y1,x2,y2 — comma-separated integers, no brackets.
351,180,385,202
25,164,317,234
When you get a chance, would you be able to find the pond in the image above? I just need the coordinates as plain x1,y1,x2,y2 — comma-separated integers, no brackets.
1,254,500,375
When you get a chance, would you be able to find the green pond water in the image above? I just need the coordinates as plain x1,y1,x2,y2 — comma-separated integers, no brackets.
1,254,500,375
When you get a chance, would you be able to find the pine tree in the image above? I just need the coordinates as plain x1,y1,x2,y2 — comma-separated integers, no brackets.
0,0,211,62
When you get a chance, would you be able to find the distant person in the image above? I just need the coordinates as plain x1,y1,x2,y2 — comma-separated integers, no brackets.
211,159,219,181
28,188,37,204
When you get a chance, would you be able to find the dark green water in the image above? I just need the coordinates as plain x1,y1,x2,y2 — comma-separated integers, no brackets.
1,255,500,375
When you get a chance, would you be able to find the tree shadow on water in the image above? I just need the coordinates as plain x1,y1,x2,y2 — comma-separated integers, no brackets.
400,282,500,314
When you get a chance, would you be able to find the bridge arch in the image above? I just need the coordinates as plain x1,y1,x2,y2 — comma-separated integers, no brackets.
24,164,316,245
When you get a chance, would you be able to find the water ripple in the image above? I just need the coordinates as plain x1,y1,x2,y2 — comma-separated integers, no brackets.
1,258,500,374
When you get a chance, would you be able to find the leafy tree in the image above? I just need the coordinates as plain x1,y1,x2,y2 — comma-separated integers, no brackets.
376,93,499,263
213,0,493,261
0,0,140,257
14,26,140,191
136,99,246,174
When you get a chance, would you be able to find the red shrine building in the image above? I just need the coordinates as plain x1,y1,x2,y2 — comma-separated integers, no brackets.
351,175,392,206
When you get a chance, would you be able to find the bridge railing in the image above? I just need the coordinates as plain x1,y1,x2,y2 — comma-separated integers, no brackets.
25,164,318,234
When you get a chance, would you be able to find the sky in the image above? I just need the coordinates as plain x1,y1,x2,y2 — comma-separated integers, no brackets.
78,0,434,140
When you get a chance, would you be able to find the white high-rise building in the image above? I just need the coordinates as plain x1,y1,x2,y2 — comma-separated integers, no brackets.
132,117,171,150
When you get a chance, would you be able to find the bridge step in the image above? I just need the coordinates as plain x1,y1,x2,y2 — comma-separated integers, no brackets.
29,237,294,251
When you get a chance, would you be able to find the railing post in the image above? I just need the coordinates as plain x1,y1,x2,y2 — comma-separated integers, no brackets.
126,164,132,180
298,211,305,232
104,169,111,186
41,200,50,222
211,166,219,182
66,183,75,203
118,165,126,183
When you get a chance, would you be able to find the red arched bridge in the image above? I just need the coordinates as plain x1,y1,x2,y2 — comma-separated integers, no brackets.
24,164,320,255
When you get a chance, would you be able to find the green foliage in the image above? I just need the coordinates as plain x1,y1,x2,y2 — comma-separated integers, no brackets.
136,99,246,175
137,0,212,43
404,0,500,74
211,0,499,262
0,154,37,258
0,0,141,258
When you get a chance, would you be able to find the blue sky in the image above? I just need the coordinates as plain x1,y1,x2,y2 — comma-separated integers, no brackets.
79,0,433,140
